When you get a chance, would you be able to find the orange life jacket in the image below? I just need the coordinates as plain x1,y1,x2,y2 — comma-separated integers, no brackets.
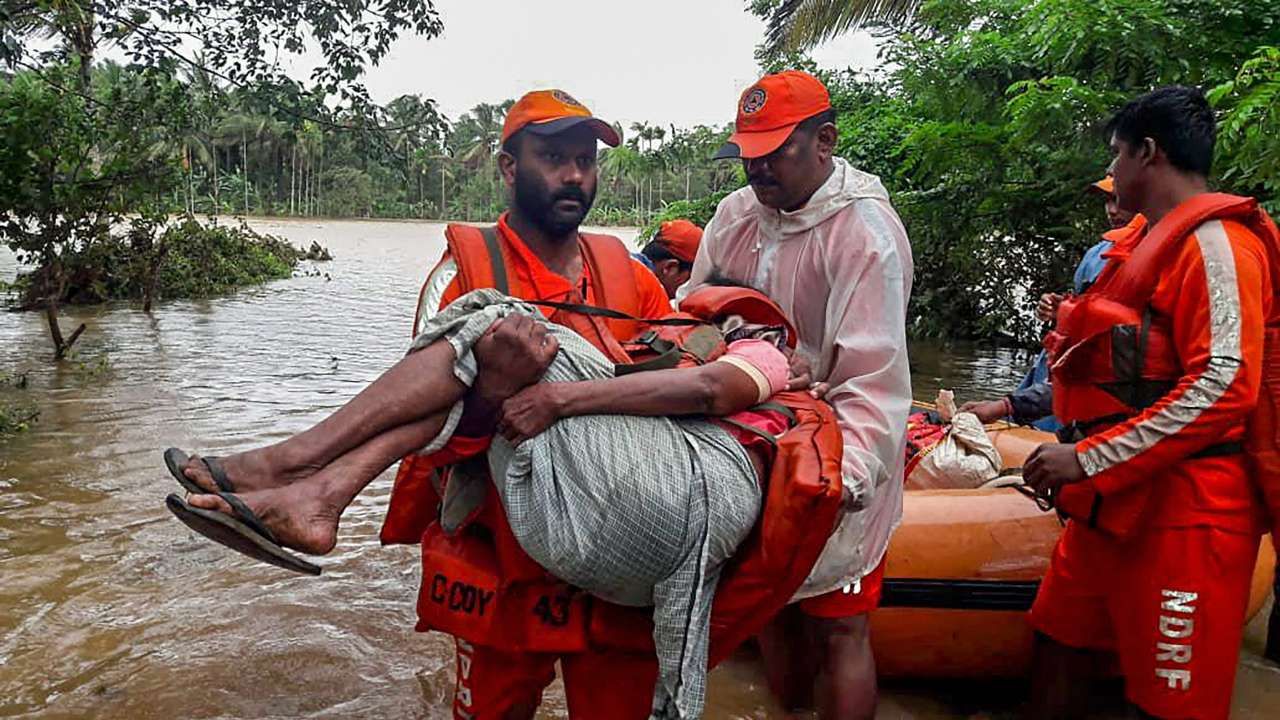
386,224,649,653
384,224,644,545
388,226,844,661
617,284,798,373
1044,194,1280,536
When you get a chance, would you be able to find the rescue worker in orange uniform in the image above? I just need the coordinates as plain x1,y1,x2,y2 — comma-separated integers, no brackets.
633,219,703,299
1024,86,1277,719
390,90,673,719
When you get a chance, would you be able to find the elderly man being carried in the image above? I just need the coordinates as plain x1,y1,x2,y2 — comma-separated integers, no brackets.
163,284,829,720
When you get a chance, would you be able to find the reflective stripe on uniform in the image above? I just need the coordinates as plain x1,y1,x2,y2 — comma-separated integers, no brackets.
1080,220,1246,475
417,257,459,336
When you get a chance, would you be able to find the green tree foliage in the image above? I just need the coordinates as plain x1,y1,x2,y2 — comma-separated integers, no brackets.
1209,46,1280,215
323,167,375,217
756,0,923,56
6,219,304,307
752,0,1280,342
594,123,740,227
0,372,37,437
0,0,442,110
0,0,440,358
0,63,191,357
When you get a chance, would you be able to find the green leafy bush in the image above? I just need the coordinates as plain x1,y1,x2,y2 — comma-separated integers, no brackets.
0,373,37,437
9,219,305,307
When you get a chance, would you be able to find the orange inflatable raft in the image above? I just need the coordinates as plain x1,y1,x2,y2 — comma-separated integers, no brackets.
872,421,1277,678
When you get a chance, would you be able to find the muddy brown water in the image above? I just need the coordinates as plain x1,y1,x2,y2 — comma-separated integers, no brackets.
1,218,1275,719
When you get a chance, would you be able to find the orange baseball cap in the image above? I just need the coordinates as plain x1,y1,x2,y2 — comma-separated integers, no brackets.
501,89,621,147
655,219,703,264
1091,176,1115,194
714,70,833,160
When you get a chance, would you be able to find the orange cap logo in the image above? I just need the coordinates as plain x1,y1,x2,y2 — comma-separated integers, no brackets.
742,88,767,115
551,90,585,108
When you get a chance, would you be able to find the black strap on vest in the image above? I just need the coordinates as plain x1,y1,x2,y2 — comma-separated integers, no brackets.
754,400,797,424
1189,441,1245,459
614,336,684,375
717,416,781,447
478,226,510,295
1130,308,1154,409
529,299,703,327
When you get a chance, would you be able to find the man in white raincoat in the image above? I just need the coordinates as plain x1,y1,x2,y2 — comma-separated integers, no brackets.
677,70,913,719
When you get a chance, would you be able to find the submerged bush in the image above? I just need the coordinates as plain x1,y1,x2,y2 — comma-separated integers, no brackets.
9,219,319,308
0,372,37,437
152,219,303,299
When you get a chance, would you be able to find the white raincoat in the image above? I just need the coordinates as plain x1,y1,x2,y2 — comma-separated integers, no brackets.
676,158,914,598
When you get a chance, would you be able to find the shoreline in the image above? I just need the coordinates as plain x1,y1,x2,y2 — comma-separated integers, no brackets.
204,213,642,232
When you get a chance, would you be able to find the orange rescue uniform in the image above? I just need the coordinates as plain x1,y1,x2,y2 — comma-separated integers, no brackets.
389,213,670,719
1032,195,1275,719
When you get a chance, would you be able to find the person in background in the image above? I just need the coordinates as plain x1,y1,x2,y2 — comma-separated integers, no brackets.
961,175,1146,430
633,219,703,299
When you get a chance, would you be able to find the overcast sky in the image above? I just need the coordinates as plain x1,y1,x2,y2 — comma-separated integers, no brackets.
339,0,880,131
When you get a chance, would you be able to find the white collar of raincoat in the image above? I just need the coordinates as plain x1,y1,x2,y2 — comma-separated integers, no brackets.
751,157,891,236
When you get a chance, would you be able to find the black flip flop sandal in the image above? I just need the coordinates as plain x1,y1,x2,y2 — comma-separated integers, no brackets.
164,448,234,494
164,492,322,576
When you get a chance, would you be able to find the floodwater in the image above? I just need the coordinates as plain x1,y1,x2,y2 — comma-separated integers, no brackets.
1,218,1275,719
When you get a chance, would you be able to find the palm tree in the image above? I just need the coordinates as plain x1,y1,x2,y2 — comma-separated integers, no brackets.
763,0,922,54
178,58,225,214
600,145,646,221
212,110,287,215
426,151,457,220
450,100,513,216
4,0,97,88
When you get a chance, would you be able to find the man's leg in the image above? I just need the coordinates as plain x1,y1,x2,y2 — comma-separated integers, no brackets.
1027,633,1108,719
1025,521,1118,719
561,647,659,720
453,639,556,720
184,315,562,553
760,607,876,719
758,604,817,710
1111,526,1257,720
787,558,886,720
810,614,875,720
187,412,450,553
1266,561,1280,664
180,315,556,494
179,338,467,493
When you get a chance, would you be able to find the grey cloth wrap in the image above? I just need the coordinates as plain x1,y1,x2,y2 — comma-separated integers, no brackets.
408,289,762,720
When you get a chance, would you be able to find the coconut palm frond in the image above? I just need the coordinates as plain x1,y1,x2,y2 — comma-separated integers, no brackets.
765,0,923,54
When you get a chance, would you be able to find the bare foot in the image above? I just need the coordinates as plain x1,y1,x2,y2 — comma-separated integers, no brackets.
187,481,342,555
182,445,320,495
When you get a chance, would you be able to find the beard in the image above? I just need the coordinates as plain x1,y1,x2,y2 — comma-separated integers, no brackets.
513,164,595,238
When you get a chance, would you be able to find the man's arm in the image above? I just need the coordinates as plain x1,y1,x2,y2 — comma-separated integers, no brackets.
496,361,762,445
1008,382,1054,424
1077,221,1270,495
822,205,914,509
